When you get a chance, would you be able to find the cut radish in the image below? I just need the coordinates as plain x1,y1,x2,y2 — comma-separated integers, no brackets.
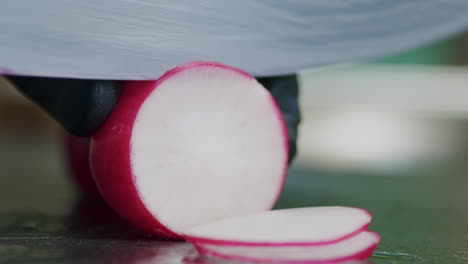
63,133,100,196
194,231,380,264
184,207,372,246
90,61,289,239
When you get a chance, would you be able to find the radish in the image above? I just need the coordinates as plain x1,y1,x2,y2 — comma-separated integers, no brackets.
63,133,100,196
194,231,380,264
184,207,372,246
90,61,289,239
184,207,377,263
89,61,379,262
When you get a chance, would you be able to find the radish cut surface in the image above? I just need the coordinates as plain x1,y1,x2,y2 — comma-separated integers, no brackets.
184,207,372,246
194,231,380,264
90,61,288,239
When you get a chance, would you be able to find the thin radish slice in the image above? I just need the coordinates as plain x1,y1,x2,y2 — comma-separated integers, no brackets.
184,207,372,246
90,61,289,239
193,231,380,264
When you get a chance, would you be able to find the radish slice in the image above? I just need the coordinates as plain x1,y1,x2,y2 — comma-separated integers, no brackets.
193,231,380,264
184,207,372,246
90,61,289,239
63,133,100,196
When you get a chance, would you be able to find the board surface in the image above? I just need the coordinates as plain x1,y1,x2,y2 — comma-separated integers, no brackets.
1,1,468,79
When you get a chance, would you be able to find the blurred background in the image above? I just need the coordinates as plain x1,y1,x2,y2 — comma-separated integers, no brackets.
295,31,468,174
1,30,468,264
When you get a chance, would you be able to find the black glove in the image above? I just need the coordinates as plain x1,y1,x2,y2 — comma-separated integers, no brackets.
258,75,301,163
7,75,300,162
7,76,121,137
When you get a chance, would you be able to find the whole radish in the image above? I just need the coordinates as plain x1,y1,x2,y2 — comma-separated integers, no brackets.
90,62,289,239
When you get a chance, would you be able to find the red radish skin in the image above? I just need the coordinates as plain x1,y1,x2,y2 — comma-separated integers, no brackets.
63,133,100,196
193,231,381,264
90,61,289,239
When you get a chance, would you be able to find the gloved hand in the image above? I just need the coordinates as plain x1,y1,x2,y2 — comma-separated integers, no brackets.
7,76,121,137
7,75,300,162
258,75,300,164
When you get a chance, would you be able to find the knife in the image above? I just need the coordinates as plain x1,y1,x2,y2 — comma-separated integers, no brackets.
1,0,467,80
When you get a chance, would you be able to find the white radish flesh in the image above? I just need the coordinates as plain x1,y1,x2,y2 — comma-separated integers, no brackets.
184,207,372,246
194,231,380,263
90,61,288,238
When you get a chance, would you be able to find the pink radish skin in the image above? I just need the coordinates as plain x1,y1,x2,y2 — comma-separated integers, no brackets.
184,207,372,247
63,133,100,196
90,61,289,239
193,231,380,264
